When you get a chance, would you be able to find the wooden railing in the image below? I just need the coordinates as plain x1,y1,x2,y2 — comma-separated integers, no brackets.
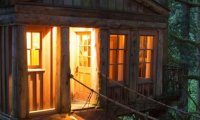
137,81,153,97
107,81,129,104
28,69,45,112
163,65,185,95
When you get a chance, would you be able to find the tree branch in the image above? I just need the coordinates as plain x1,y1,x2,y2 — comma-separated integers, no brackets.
186,75,200,81
170,33,200,48
176,0,200,7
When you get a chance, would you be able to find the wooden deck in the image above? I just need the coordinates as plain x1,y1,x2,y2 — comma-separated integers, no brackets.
30,109,118,120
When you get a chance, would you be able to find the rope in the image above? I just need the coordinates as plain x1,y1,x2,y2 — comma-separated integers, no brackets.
70,74,158,120
82,91,93,109
99,73,200,119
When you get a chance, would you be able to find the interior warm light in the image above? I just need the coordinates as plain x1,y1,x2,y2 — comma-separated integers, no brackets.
26,32,41,68
139,36,153,79
29,108,55,113
109,35,125,81
70,27,99,106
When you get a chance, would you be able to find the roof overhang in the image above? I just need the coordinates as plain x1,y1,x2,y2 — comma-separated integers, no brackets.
135,0,169,16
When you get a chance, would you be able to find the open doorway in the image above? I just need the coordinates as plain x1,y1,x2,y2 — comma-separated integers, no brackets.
70,27,100,110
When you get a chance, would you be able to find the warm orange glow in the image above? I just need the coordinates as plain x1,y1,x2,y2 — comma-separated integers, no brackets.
26,32,41,68
29,108,55,113
139,36,154,79
109,35,125,81
70,27,99,106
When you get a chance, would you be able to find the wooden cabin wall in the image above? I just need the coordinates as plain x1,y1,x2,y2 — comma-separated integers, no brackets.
0,26,12,114
15,0,157,15
0,0,13,7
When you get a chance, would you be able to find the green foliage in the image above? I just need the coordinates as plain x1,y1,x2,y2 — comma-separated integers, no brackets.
168,0,197,70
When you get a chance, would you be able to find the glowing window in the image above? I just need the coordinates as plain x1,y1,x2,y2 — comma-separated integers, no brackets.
26,32,41,68
139,36,154,79
109,35,126,81
77,32,91,67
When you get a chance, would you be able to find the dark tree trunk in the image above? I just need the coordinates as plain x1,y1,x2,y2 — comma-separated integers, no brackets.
178,2,190,112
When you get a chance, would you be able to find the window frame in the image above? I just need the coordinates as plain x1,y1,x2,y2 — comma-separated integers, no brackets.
138,31,157,81
108,34,127,81
26,31,42,69
139,35,154,80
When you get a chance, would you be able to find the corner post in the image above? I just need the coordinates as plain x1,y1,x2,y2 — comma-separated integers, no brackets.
12,25,28,119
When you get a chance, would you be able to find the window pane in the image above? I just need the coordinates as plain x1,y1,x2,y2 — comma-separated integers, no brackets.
140,36,146,49
27,50,31,66
145,63,151,79
110,35,117,49
88,57,91,67
32,32,40,49
147,36,153,49
31,50,40,66
82,34,90,45
118,35,125,49
146,50,152,62
80,46,88,57
118,65,124,81
139,36,154,79
139,63,146,78
109,50,117,64
139,50,146,63
79,56,89,67
26,32,31,49
118,50,124,64
88,46,91,56
109,65,115,80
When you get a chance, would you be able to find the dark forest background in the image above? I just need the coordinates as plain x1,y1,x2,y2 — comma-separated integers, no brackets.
158,0,200,119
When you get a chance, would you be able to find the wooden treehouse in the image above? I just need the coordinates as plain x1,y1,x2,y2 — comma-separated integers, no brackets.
0,0,170,119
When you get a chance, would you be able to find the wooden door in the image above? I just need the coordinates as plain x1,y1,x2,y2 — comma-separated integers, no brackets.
74,32,92,101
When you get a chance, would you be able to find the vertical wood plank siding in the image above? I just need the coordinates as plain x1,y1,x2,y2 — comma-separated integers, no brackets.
15,0,151,15
4,26,9,114
0,26,12,114
1,26,6,113
0,26,2,113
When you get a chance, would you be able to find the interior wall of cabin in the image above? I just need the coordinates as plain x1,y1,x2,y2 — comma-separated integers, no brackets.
0,26,12,114
27,26,56,112
69,27,100,105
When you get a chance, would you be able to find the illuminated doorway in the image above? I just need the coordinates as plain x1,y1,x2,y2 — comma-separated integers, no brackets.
26,27,57,113
70,27,99,110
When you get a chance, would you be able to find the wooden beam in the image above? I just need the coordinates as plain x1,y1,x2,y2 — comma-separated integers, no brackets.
15,13,167,29
99,28,109,108
129,30,139,100
12,25,28,119
0,26,2,112
0,14,15,25
56,27,70,113
4,26,10,114
155,29,164,96
14,4,168,23
135,0,169,15
1,26,6,113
